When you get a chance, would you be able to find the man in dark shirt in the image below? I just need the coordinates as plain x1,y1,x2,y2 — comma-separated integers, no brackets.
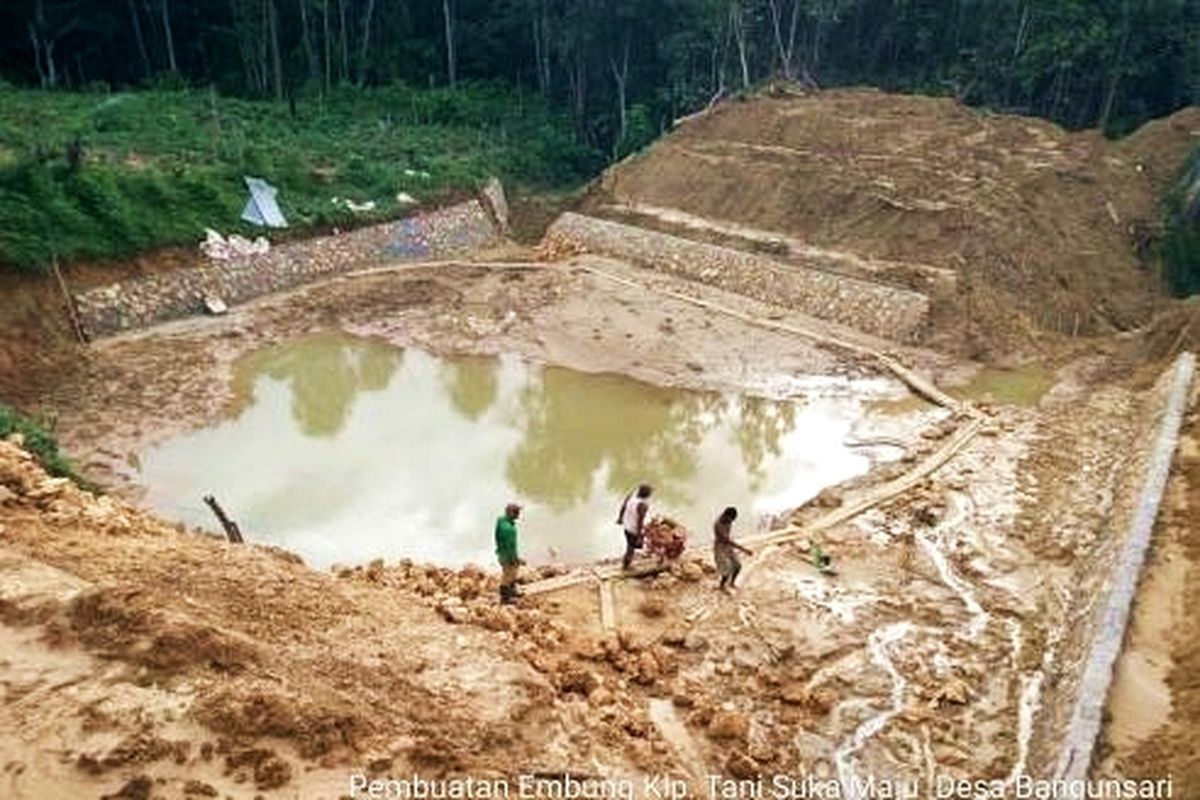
495,502,522,604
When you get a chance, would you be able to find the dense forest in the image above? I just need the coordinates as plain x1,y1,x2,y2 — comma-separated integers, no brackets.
3,0,1198,148
0,1,1197,289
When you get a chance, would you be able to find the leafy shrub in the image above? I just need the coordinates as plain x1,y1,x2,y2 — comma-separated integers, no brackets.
0,403,83,484
1161,147,1200,297
0,84,598,272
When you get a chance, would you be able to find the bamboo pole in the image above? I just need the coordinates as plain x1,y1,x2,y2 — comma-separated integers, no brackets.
51,256,88,345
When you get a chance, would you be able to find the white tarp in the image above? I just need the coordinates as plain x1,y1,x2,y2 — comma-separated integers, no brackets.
241,176,288,228
200,229,270,260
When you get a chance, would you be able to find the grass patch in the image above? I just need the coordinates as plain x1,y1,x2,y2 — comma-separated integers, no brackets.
0,403,85,485
0,83,601,272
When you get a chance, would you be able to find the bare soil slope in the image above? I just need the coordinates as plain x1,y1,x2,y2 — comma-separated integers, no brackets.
588,90,1200,353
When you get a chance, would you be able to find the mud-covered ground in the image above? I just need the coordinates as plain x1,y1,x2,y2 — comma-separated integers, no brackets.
1,245,1183,799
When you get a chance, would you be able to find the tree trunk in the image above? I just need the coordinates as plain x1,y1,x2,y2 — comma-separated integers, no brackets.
1098,2,1130,133
1006,2,1031,107
46,39,58,87
567,53,587,137
730,2,751,91
269,0,284,100
160,0,178,73
532,12,545,95
610,35,630,155
532,1,551,96
443,0,457,88
257,0,271,96
810,0,826,75
126,0,153,80
767,0,795,79
323,0,331,94
28,23,47,88
710,21,726,96
338,0,349,84
358,0,377,85
299,0,320,87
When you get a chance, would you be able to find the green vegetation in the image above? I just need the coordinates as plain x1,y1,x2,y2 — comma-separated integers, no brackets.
0,403,83,485
1,1,1195,287
1161,147,1200,297
0,83,599,271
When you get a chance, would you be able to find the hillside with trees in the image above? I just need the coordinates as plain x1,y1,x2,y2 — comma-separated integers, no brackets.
4,1,1196,143
0,1,1197,287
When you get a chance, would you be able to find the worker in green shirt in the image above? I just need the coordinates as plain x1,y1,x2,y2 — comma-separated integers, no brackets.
495,502,523,604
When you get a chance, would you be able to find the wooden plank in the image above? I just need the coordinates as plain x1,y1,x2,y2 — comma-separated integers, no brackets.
746,416,984,549
598,579,617,631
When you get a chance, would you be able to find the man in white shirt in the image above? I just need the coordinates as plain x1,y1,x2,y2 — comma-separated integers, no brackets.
617,484,653,570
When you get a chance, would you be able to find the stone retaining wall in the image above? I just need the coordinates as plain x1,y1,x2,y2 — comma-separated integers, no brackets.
546,213,929,342
75,197,500,339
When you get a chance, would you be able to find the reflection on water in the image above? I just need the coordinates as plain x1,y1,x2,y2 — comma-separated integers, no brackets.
140,333,873,568
229,333,404,437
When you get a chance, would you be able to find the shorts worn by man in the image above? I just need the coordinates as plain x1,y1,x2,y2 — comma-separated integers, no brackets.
495,502,522,604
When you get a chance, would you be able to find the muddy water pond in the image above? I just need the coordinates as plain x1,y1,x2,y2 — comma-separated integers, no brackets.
138,332,889,568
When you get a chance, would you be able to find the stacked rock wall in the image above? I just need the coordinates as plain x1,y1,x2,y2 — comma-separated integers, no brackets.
74,198,500,339
546,213,929,342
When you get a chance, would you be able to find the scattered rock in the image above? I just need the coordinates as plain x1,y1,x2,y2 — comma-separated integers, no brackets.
638,597,667,618
707,711,749,741
436,600,469,624
727,750,759,779
556,662,601,696
930,677,972,707
588,687,614,707
102,776,153,800
367,757,394,775
632,651,660,684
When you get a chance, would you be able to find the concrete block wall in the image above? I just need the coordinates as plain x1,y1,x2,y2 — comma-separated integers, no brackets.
1053,352,1196,780
74,198,500,339
546,212,929,342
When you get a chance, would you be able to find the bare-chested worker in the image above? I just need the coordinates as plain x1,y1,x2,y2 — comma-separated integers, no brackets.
714,506,753,590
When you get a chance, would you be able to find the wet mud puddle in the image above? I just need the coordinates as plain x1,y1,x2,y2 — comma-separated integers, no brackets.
137,332,896,568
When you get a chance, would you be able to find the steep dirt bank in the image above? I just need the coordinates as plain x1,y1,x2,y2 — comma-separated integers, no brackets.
0,248,201,403
587,90,1200,355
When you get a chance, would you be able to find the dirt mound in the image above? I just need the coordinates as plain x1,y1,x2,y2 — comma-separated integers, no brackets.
1107,298,1200,384
1117,106,1200,194
0,436,686,796
587,90,1198,355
